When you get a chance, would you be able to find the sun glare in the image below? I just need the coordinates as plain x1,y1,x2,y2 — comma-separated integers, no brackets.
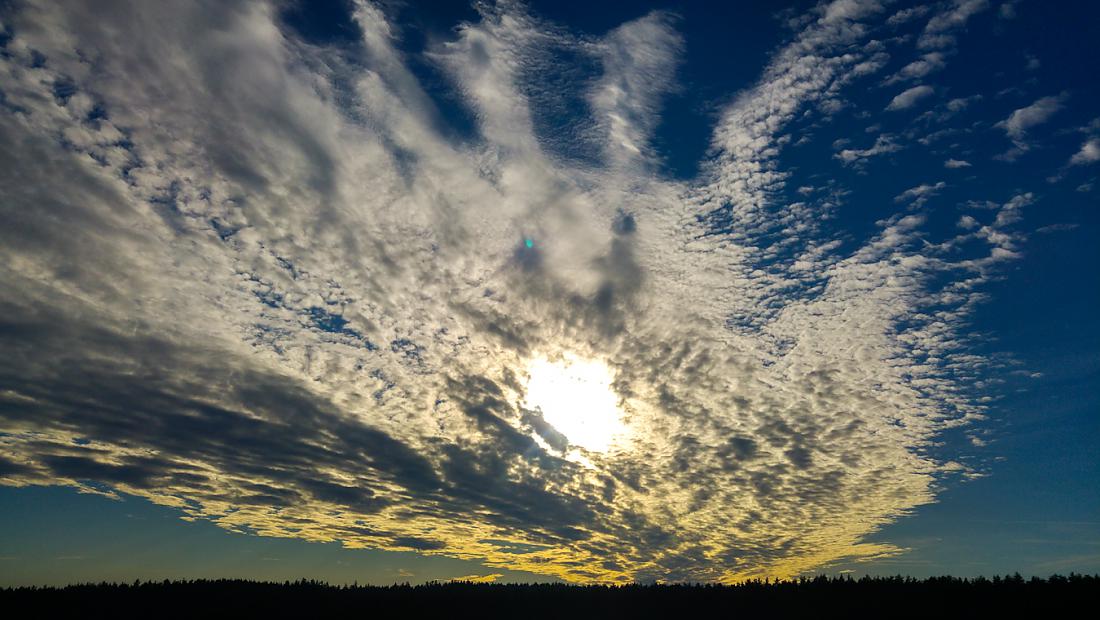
523,355,625,453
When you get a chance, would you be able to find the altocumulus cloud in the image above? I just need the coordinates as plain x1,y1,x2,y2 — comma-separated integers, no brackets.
0,0,1032,583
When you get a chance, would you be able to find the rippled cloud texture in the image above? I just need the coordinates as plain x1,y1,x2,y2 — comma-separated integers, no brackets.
0,0,1048,582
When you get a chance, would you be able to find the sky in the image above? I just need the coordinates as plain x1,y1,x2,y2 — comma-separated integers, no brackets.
0,0,1097,586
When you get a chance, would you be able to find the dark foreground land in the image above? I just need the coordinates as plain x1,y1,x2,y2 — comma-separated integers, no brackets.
3,575,1098,618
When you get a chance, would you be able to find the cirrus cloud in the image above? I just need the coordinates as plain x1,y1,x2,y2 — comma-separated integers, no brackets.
886,85,935,111
0,0,1033,584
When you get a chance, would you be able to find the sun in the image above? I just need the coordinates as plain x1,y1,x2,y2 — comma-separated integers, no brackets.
522,354,626,452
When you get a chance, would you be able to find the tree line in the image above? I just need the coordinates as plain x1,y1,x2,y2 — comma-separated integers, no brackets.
3,573,1096,618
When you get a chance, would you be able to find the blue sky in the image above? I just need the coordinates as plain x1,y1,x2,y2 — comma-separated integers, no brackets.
0,0,1097,585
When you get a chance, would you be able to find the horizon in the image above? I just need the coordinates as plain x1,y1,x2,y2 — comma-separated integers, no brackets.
4,576,1098,619
7,573,1099,587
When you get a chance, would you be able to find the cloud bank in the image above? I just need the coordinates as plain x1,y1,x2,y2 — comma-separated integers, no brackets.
0,0,1036,582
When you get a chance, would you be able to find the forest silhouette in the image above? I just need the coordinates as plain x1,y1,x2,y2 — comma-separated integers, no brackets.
3,574,1096,618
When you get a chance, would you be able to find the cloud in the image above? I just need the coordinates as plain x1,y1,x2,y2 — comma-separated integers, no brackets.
1069,139,1100,166
958,215,979,230
919,0,990,49
0,0,1028,585
886,85,934,111
577,11,683,173
947,95,981,112
835,134,901,164
998,94,1067,142
925,0,990,32
887,6,931,26
944,159,971,168
884,52,947,85
703,0,889,235
1035,223,1078,234
894,182,947,207
450,573,505,583
994,93,1068,160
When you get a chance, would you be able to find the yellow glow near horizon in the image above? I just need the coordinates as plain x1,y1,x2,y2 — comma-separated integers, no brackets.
523,355,625,453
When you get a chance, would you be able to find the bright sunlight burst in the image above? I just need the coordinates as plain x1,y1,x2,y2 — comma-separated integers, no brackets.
523,355,625,453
